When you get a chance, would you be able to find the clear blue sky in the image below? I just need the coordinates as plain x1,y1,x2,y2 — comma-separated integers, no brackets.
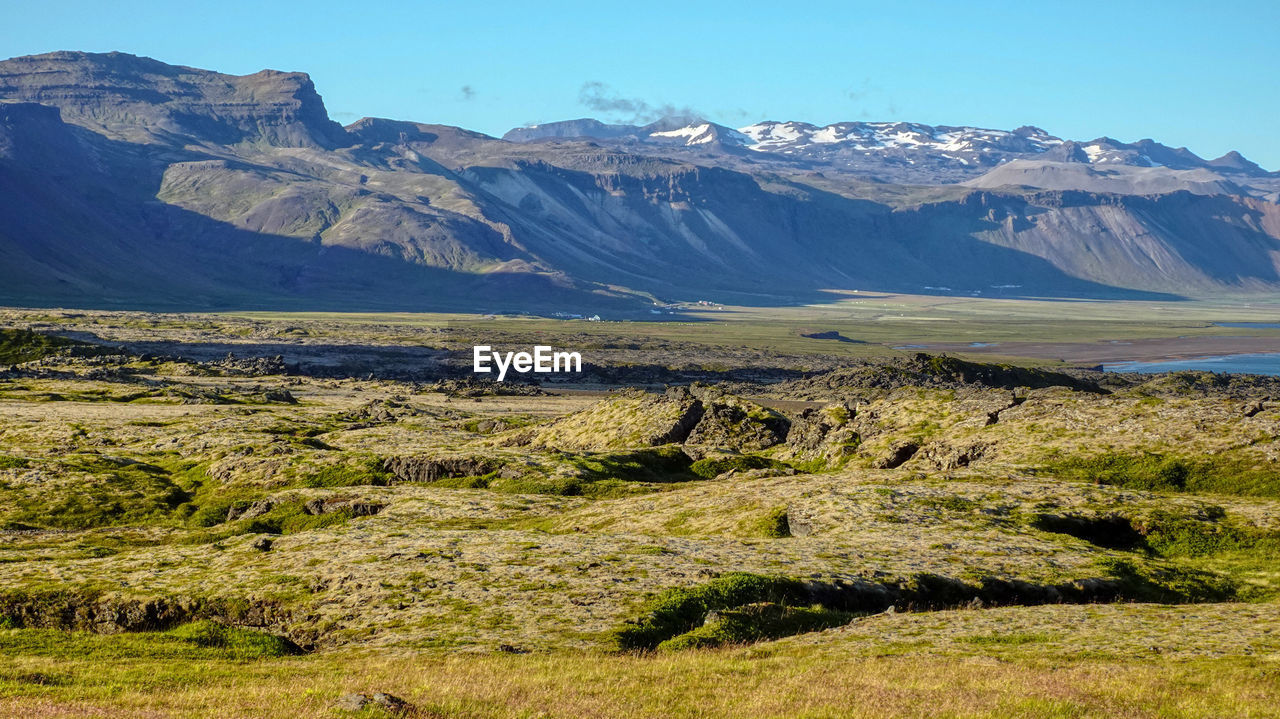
3,0,1277,168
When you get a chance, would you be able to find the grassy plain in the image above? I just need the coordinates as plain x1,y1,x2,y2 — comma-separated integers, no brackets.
223,292,1280,364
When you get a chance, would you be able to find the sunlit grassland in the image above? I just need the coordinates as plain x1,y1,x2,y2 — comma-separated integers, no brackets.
1,629,1278,719
218,293,1280,363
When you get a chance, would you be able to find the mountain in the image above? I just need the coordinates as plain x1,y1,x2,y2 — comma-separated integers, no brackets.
504,117,751,149
0,50,349,149
506,118,1279,189
2,50,1280,313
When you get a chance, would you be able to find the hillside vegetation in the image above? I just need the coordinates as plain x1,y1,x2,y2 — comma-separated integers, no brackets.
0,313,1278,716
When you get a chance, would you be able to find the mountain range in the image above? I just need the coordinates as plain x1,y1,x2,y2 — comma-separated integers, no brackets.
2,50,1279,313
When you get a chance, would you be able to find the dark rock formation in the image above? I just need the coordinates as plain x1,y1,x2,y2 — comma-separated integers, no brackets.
872,440,921,469
303,497,384,517
383,455,498,483
0,51,350,149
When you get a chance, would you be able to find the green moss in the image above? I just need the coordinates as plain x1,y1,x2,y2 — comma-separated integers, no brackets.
0,455,29,470
568,447,695,483
1137,511,1280,558
1,456,191,529
162,620,302,659
917,495,980,513
487,474,587,497
656,603,850,650
611,573,809,650
689,455,788,479
788,457,834,474
429,474,494,490
0,622,299,661
755,506,791,538
824,405,851,426
0,329,92,364
456,448,700,498
1093,557,1236,603
299,458,392,488
1042,451,1280,498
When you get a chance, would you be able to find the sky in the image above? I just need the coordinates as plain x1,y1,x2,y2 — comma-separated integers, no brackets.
3,0,1278,168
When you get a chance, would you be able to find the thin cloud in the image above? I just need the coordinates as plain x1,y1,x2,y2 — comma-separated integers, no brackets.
577,81,702,124
845,78,900,120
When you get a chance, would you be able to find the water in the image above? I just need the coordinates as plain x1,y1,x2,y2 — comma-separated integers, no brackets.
1104,353,1280,376
1213,322,1280,329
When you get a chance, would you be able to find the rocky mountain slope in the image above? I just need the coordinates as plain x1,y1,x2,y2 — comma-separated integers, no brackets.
2,51,1279,312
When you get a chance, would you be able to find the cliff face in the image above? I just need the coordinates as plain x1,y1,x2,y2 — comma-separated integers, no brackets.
1,51,1279,312
0,51,350,149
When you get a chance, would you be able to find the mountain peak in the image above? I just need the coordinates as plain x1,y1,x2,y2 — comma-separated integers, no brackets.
0,50,350,149
1208,150,1266,175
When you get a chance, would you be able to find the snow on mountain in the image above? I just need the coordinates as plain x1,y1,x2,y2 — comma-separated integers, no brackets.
736,121,1063,156
502,116,1275,186
648,122,752,147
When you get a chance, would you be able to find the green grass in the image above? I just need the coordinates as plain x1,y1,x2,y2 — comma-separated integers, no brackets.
0,621,299,661
1139,510,1280,558
163,621,302,658
1,629,1278,718
1093,557,1237,603
960,632,1050,646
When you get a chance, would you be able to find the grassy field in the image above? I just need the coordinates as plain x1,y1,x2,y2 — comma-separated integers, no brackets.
3,621,1280,718
1,309,1279,716
6,294,1280,371
224,292,1280,363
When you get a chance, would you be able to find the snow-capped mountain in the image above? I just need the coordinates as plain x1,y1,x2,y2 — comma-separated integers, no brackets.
737,121,1061,156
648,122,752,147
502,117,751,149
504,117,1276,187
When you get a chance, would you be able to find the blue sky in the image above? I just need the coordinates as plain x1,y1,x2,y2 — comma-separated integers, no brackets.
4,0,1278,168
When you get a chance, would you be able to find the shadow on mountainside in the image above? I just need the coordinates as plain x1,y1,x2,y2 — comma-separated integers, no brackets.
0,104,1233,312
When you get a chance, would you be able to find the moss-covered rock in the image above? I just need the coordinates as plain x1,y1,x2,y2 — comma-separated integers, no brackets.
657,602,849,650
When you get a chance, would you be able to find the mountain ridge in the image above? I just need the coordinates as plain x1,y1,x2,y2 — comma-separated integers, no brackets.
505,116,1277,184
2,50,1279,313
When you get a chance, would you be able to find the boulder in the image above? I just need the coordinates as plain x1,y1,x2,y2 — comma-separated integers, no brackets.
334,692,411,714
